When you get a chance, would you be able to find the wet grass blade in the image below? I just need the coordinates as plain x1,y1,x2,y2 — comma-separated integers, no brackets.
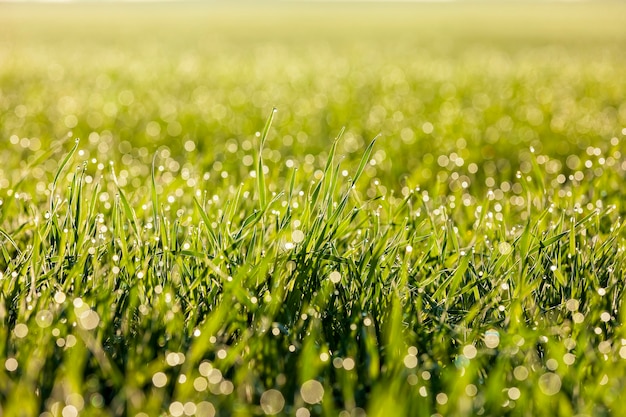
257,107,276,210
352,135,379,187
151,153,160,232
50,138,80,213
193,196,219,251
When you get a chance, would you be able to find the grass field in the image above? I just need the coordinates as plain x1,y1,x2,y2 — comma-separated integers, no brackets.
1,2,626,416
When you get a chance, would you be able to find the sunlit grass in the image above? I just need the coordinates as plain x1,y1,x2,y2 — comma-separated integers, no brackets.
1,3,626,417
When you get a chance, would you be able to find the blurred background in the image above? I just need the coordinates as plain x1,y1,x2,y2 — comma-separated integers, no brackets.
1,1,625,199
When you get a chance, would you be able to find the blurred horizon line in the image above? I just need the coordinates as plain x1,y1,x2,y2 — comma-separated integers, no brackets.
0,0,599,3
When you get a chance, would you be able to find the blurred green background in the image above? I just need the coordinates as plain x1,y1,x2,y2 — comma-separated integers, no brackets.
1,1,625,198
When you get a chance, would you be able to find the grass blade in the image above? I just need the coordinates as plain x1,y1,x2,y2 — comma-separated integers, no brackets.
50,138,80,213
257,107,277,209
352,135,379,187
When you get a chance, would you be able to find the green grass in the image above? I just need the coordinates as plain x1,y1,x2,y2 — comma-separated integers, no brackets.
1,3,626,417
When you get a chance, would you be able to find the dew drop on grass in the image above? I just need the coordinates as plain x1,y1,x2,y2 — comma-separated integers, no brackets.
465,384,478,397
292,230,305,243
598,341,611,354
329,271,341,284
260,389,285,415
166,352,180,367
199,361,212,377
220,380,234,395
65,393,84,411
563,353,576,365
5,358,18,372
62,405,78,417
300,380,324,404
572,312,585,324
36,310,54,328
65,335,77,348
196,402,216,417
513,365,528,381
343,358,355,371
404,355,418,369
546,358,558,371
498,242,512,255
462,345,477,359
296,408,310,417
208,368,223,385
565,299,579,312
78,310,100,330
194,377,208,392
152,372,167,388
183,402,197,416
538,372,561,396
436,393,448,405
14,323,28,338
484,329,500,349
508,387,521,401
169,402,184,417
564,338,576,350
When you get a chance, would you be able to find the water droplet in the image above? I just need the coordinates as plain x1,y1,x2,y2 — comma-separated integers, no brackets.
508,387,521,400
260,389,285,415
565,299,579,312
5,358,18,372
36,310,54,328
292,230,305,243
462,344,477,359
300,380,324,404
538,372,561,396
152,372,167,388
14,323,28,338
296,408,310,417
169,402,184,417
498,242,512,255
403,355,418,369
329,271,342,284
484,329,500,349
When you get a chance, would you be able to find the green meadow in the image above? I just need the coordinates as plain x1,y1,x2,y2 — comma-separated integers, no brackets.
1,2,626,416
